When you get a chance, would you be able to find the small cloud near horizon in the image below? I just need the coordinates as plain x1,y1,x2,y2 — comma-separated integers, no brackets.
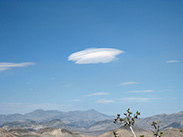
96,99,114,104
166,60,180,63
85,92,110,97
49,77,55,80
120,97,151,102
61,85,72,87
127,90,155,93
68,48,124,64
72,99,82,102
0,62,35,71
120,81,140,85
159,89,174,92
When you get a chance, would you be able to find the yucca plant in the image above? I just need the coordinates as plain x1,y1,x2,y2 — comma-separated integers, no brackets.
150,121,163,137
114,108,140,137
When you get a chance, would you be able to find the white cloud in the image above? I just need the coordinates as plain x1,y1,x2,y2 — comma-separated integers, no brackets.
166,60,180,63
96,99,114,104
120,81,139,85
0,62,35,71
68,48,124,64
127,90,155,93
120,97,151,102
85,92,110,96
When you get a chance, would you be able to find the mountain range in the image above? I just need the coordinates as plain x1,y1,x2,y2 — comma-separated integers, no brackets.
136,111,183,130
0,109,183,136
0,109,112,125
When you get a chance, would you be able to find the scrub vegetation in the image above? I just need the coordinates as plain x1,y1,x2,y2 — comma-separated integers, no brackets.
113,108,165,137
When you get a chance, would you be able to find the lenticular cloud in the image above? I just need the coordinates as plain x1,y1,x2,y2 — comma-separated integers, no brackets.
68,48,124,64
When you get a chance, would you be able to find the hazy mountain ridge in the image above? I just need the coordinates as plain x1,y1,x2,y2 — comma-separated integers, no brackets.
0,109,112,125
135,111,183,130
0,109,183,136
0,109,114,135
0,119,116,135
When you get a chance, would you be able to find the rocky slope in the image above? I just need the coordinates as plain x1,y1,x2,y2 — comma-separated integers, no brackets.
0,128,92,137
97,127,183,137
1,127,183,137
0,119,119,136
135,111,183,130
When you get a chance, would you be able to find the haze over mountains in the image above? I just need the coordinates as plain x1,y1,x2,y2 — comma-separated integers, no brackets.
0,109,115,135
0,109,183,136
0,109,112,125
136,111,183,130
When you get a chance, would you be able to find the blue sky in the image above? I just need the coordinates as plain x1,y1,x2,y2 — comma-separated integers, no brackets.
0,0,183,117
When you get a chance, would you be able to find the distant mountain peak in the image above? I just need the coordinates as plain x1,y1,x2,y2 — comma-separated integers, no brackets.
33,109,45,112
86,109,98,112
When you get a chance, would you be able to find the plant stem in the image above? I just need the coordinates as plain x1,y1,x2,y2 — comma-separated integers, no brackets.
130,126,136,137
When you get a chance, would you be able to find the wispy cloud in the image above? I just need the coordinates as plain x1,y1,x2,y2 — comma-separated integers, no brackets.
127,90,155,93
68,48,124,64
85,92,110,96
0,67,8,71
166,60,180,63
0,62,35,71
61,85,72,87
72,99,82,102
120,97,151,102
96,99,114,104
159,89,174,92
120,81,140,85
49,77,55,80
